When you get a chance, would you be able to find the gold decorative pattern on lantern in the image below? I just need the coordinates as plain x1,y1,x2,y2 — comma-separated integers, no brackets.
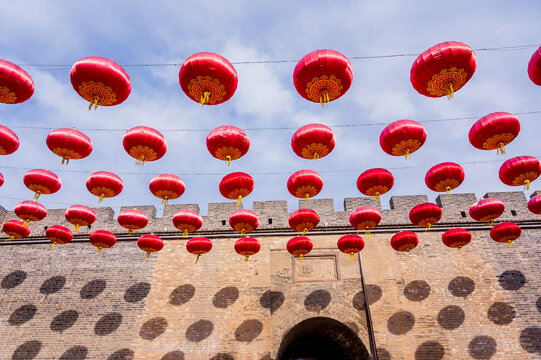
129,145,159,162
294,185,319,199
27,184,54,195
434,179,460,193
188,76,226,104
227,188,251,199
0,86,17,104
78,81,117,105
365,185,389,196
52,148,84,160
398,243,415,252
175,224,198,233
154,189,178,201
482,133,516,150
353,220,378,230
90,186,117,198
293,222,316,233
426,67,467,97
215,147,242,161
416,217,440,227
391,139,422,157
306,75,343,102
301,143,329,159
233,222,255,233
512,171,539,187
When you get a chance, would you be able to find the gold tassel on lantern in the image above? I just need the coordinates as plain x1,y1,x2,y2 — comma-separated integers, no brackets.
183,229,188,238
225,155,232,166
50,242,56,250
195,254,201,264
236,195,242,206
96,247,102,254
299,254,304,261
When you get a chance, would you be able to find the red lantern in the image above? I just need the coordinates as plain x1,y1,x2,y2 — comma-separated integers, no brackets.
287,170,323,201
178,52,238,105
123,126,167,166
46,128,93,165
410,41,477,98
206,126,250,165
0,59,34,104
234,237,261,261
46,225,73,250
173,210,203,238
527,46,541,86
469,198,505,225
442,228,471,250
527,194,541,215
468,112,520,155
291,124,336,160
356,168,394,202
219,172,254,205
23,169,61,199
379,120,427,159
229,209,259,236
499,156,540,190
0,124,19,155
149,174,185,205
186,237,213,263
14,201,47,227
409,202,442,230
425,162,465,194
65,205,96,232
390,231,419,252
337,234,364,260
86,171,123,203
287,236,313,260
70,56,131,110
137,234,164,258
288,208,319,235
2,219,30,241
349,207,381,236
490,222,521,247
89,230,117,253
118,209,148,236
0,173,3,187
293,49,353,105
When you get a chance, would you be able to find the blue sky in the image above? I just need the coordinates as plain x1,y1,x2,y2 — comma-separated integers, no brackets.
1,1,541,215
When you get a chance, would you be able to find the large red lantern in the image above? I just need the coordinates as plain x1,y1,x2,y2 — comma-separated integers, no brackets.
0,124,19,155
468,112,520,155
0,173,3,187
288,208,319,235
469,198,505,225
206,126,250,165
527,46,541,86
118,209,148,236
527,194,541,215
2,220,30,241
23,169,61,199
409,202,442,230
0,59,34,104
490,222,521,247
291,124,336,160
123,126,167,166
229,209,259,236
287,170,323,201
442,228,471,250
186,237,213,263
173,210,203,238
356,168,394,202
65,205,96,232
390,231,419,252
499,156,540,190
410,41,477,98
425,162,465,194
46,225,73,250
337,234,364,260
293,49,353,105
70,56,131,110
379,120,427,159
86,171,123,203
46,128,93,165
349,207,381,236
149,173,185,205
287,236,313,260
14,201,47,227
234,237,261,261
89,230,117,253
219,172,254,205
137,234,164,258
178,52,238,105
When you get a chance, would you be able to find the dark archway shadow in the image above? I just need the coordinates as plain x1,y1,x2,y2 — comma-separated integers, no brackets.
276,317,371,360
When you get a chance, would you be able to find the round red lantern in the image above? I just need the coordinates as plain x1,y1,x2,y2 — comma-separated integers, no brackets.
442,228,471,250
86,171,123,203
206,126,250,165
0,59,34,104
229,209,259,236
469,198,505,225
149,173,185,205
137,234,164,258
14,201,47,227
234,237,261,261
527,194,541,215
337,234,365,260
468,112,520,155
23,169,61,199
379,120,427,159
173,210,203,238
390,231,419,252
46,225,73,250
118,209,148,236
356,168,394,202
288,208,319,235
46,128,93,165
499,156,540,190
409,202,442,230
178,52,238,105
65,205,96,232
287,170,323,201
0,124,19,155
89,230,117,253
527,46,541,86
293,49,353,105
287,236,313,260
0,173,3,187
186,237,213,263
410,41,477,98
490,222,521,247
2,219,30,241
219,172,254,205
123,126,167,166
349,207,381,236
291,124,336,160
70,56,131,110
425,162,465,194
